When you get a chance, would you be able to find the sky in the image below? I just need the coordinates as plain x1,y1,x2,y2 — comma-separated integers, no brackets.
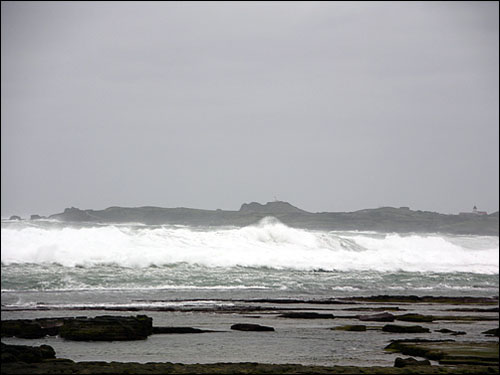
1,1,499,217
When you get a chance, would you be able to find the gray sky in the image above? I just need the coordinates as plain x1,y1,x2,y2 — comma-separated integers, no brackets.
1,1,499,217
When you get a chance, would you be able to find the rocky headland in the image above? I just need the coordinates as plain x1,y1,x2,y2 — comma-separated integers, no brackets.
14,201,499,235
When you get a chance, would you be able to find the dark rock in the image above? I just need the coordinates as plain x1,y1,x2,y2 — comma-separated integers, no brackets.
332,325,367,331
58,315,153,341
30,214,44,220
382,324,430,333
230,323,274,332
2,318,70,338
385,340,499,365
446,307,499,312
278,312,335,319
344,295,499,305
152,326,213,334
8,215,21,220
358,312,395,322
482,328,499,337
1,343,55,363
394,357,431,367
435,328,466,335
396,313,434,322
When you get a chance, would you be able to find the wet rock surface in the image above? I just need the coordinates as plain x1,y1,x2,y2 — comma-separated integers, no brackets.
58,315,153,341
382,324,430,333
394,357,431,367
1,343,55,363
152,327,215,334
278,312,335,319
332,325,367,331
230,323,275,332
385,339,499,366
358,312,395,322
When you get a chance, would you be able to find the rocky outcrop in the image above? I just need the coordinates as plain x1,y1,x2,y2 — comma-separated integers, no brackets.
45,202,499,235
358,312,395,322
394,357,431,367
278,312,335,319
385,339,499,366
230,323,274,332
435,328,466,335
382,324,430,333
58,315,153,341
8,215,21,220
482,328,499,337
239,201,308,214
395,313,434,322
152,327,214,334
1,343,55,363
1,318,66,338
332,325,367,331
30,214,44,220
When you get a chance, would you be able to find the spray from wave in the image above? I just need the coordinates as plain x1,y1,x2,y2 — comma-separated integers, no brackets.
1,217,498,274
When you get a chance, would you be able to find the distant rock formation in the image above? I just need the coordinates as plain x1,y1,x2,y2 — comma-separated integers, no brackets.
239,201,308,214
9,215,22,220
30,215,44,220
44,201,499,235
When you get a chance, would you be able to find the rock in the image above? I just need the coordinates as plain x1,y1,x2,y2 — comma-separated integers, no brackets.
30,214,44,220
278,312,335,319
358,312,395,322
343,295,499,305
2,319,56,339
482,328,499,337
8,215,21,220
396,313,434,322
382,324,430,333
152,327,213,334
332,325,367,331
435,328,466,335
385,340,499,366
2,318,71,338
58,315,153,341
230,323,274,332
394,357,431,367
1,343,55,363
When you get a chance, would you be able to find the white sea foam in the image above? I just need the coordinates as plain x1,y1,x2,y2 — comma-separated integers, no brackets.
1,217,498,274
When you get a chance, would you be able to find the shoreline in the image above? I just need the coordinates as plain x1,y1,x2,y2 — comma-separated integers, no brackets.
2,359,499,374
2,294,498,373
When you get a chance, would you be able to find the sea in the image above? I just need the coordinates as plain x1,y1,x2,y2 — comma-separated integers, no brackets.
1,217,499,366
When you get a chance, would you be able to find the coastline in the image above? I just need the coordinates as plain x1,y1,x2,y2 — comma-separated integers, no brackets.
2,295,498,374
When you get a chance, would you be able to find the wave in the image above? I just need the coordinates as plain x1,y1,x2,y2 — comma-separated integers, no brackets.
1,217,498,274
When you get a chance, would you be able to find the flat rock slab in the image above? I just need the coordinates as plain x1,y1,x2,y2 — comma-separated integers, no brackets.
59,315,153,341
386,340,499,366
230,323,274,332
1,343,55,363
152,327,215,334
1,361,498,374
343,295,499,305
278,312,335,319
382,324,430,333
358,312,395,322
332,325,367,331
394,357,431,367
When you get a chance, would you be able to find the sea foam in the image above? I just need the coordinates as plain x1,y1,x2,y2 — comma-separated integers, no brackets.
1,217,498,274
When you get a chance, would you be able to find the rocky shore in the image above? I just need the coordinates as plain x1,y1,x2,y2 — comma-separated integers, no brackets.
2,295,498,374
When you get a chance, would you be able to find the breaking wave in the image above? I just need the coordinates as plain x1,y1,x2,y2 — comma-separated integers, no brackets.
1,217,498,274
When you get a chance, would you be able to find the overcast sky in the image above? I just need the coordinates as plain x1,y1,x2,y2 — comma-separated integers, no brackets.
1,1,498,217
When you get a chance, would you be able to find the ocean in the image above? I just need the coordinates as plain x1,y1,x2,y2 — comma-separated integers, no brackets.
1,217,499,366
